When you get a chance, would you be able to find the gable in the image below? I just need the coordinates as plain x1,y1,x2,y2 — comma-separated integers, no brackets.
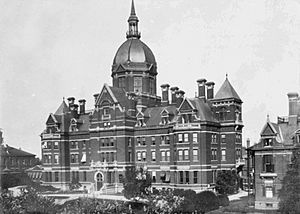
179,99,195,112
261,123,276,136
95,84,118,107
46,114,57,125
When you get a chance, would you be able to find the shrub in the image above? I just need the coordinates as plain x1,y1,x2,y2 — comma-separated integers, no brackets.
195,191,219,213
218,194,229,207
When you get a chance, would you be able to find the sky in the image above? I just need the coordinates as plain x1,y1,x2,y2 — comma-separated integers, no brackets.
1,0,300,158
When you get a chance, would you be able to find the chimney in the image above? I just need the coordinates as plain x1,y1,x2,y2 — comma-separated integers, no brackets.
197,78,207,99
93,93,99,105
287,92,299,125
70,104,79,118
176,90,185,107
127,92,136,117
170,86,179,105
206,82,215,99
78,99,86,114
246,138,250,148
67,97,75,108
161,84,170,106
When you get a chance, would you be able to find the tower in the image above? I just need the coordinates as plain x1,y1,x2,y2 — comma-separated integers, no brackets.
111,0,159,107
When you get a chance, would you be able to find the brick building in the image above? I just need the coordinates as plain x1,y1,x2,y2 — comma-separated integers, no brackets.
40,1,243,192
250,92,300,210
0,129,37,175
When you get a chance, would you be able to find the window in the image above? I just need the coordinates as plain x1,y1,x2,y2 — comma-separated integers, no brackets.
193,149,198,161
212,148,217,160
48,155,52,164
71,141,78,149
142,151,146,161
137,152,141,161
82,141,86,149
133,76,142,93
211,134,217,144
151,137,156,145
178,150,183,161
49,172,52,182
264,138,273,147
221,135,226,144
54,154,59,164
236,149,241,159
185,171,189,184
149,78,155,95
161,151,166,161
152,171,156,183
161,136,165,145
128,151,132,162
47,142,52,149
184,133,189,142
193,133,198,143
103,108,110,116
101,139,105,147
142,137,146,146
71,154,79,163
178,134,183,143
110,138,114,147
266,186,273,198
193,171,198,184
151,151,156,161
83,171,87,182
184,150,189,160
166,150,170,161
166,136,170,144
54,142,59,149
137,137,141,147
179,171,184,184
263,155,274,173
128,138,132,147
55,172,59,182
221,149,226,161
118,77,126,89
111,152,115,162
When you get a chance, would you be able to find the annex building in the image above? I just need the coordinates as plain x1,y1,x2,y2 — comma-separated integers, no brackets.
41,1,243,192
250,92,300,210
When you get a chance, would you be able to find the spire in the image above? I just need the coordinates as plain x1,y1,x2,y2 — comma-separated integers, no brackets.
130,0,136,16
127,0,141,39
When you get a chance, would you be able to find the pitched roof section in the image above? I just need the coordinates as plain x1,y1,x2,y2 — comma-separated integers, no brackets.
144,106,177,126
54,101,69,115
1,145,36,157
214,78,241,101
189,98,218,122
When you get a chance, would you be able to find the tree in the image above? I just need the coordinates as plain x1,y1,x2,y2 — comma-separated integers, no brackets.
279,147,300,214
215,170,238,195
123,166,152,199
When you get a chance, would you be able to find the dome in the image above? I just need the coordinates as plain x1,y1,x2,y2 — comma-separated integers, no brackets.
113,38,156,65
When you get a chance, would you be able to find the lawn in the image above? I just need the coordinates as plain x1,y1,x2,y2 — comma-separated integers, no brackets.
209,194,280,214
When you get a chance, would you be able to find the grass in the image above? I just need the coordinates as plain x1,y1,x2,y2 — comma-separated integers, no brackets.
209,195,280,214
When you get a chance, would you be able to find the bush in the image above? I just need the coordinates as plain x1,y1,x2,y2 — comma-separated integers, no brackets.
1,172,32,190
215,170,238,195
0,187,59,214
195,191,219,213
174,189,197,212
218,194,229,207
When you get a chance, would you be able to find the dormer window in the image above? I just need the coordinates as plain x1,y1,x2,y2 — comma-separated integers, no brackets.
263,138,273,147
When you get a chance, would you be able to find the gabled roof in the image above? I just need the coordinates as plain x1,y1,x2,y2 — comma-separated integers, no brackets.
1,145,36,157
214,78,241,101
189,98,218,122
144,105,177,126
54,100,69,115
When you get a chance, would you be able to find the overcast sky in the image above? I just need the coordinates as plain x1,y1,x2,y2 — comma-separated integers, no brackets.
1,0,300,157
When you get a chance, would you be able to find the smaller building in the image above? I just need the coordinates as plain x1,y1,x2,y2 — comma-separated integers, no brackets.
0,130,37,175
250,92,300,210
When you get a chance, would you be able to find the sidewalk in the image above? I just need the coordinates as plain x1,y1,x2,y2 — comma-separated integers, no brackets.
228,190,248,201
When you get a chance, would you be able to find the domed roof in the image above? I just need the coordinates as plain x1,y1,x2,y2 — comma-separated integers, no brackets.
113,38,156,65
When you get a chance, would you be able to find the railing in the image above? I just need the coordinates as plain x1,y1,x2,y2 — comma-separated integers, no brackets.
41,133,61,139
174,123,200,130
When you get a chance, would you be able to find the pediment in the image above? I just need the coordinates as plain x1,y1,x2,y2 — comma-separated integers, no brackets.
46,114,57,125
95,84,118,106
178,98,195,113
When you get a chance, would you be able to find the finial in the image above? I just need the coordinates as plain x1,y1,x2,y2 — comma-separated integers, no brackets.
131,0,136,16
267,114,270,122
226,73,228,79
63,97,65,102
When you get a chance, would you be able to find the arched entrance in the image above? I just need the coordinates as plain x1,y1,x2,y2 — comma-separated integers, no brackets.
95,172,104,191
